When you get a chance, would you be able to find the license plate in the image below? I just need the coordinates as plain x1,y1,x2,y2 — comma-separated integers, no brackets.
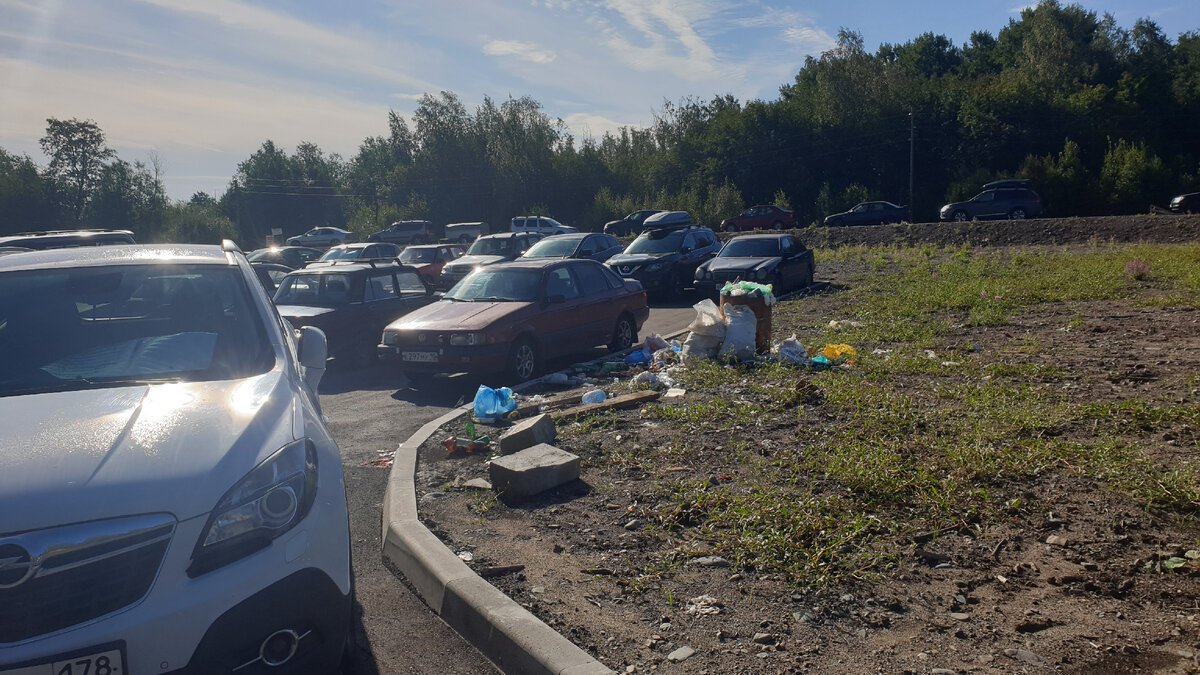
402,351,438,363
2,649,125,675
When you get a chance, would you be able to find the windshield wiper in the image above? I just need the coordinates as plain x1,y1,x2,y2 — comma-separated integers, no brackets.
471,296,512,302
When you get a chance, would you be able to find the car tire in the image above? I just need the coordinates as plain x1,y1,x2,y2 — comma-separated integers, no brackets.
609,314,637,352
506,338,538,383
803,264,815,287
952,210,969,222
771,221,784,231
666,271,685,298
1008,208,1027,220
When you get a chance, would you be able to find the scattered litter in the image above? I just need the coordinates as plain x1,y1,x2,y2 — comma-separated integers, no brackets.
361,456,394,468
681,299,726,363
871,348,892,355
685,595,724,616
819,344,857,360
543,372,571,385
473,384,517,423
581,389,607,405
664,387,687,398
925,349,938,359
827,319,865,329
457,551,474,562
442,436,490,454
942,361,960,366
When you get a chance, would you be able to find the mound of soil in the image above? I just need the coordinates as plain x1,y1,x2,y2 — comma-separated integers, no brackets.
795,214,1200,249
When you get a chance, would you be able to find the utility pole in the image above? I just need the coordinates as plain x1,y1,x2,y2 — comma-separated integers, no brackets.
908,112,915,222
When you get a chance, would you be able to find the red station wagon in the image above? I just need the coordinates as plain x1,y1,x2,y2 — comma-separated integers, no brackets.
378,258,649,381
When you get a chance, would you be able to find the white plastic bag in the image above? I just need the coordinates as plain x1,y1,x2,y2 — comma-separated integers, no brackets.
775,333,810,365
718,304,757,361
687,299,726,338
681,333,722,363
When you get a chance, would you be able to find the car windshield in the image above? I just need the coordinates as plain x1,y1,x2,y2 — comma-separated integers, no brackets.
399,248,436,263
274,273,355,306
466,237,512,256
0,264,274,397
444,268,541,302
720,239,781,257
246,248,280,261
524,238,578,257
390,222,421,231
626,230,685,254
319,248,362,261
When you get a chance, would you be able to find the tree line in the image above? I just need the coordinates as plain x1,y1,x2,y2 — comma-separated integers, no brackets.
2,0,1199,245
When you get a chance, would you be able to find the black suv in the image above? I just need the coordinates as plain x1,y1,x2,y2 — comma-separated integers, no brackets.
272,260,437,368
606,221,720,298
0,229,135,249
940,186,1042,221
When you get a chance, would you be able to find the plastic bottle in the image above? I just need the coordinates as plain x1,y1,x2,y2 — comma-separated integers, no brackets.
581,389,607,405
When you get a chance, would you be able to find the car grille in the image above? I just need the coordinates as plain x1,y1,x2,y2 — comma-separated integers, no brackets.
0,514,175,644
617,265,638,276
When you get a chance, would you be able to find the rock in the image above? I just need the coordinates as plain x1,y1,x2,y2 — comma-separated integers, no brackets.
931,669,957,675
624,519,641,530
488,444,580,498
752,633,775,645
497,413,557,455
463,478,492,490
1046,534,1069,546
691,555,731,568
667,646,695,662
1004,648,1045,666
950,612,971,621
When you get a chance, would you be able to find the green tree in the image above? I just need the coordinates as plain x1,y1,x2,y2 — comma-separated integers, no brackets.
1100,138,1170,213
39,118,115,225
0,149,56,234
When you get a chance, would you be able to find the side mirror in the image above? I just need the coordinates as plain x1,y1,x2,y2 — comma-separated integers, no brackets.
681,246,693,254
297,325,327,391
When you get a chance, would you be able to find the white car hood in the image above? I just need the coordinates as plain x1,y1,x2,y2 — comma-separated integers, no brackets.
0,371,297,533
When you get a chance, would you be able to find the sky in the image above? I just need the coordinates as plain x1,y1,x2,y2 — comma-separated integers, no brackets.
1,0,1197,201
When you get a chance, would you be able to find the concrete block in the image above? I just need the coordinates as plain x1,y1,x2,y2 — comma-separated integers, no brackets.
489,443,579,498
498,412,557,455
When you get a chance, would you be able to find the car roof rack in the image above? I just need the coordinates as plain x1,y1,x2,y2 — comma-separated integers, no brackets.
641,211,694,231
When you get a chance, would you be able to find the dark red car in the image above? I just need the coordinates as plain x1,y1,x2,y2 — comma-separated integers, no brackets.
397,244,466,285
378,258,649,381
719,205,796,232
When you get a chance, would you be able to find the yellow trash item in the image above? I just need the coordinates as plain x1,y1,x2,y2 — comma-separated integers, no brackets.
821,344,857,359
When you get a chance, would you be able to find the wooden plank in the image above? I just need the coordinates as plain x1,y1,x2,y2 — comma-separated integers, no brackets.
512,387,590,418
552,390,661,419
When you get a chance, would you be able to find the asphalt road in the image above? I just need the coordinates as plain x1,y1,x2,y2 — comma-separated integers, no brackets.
319,301,698,673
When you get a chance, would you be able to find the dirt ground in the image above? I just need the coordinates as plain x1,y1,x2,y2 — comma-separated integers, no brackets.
415,215,1200,674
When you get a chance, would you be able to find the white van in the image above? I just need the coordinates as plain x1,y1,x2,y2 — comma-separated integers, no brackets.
509,216,576,236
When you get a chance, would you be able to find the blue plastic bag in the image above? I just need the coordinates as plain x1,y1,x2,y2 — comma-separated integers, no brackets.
624,348,651,365
473,385,517,422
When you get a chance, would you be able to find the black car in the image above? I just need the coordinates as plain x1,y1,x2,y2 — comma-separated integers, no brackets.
438,232,543,290
273,261,437,368
603,210,666,237
0,229,135,249
694,234,815,295
824,201,909,227
246,245,323,269
939,187,1042,221
520,233,624,263
1169,192,1200,214
606,221,720,298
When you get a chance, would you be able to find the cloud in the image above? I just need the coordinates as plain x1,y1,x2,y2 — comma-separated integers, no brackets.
562,112,641,139
783,26,836,51
483,40,558,64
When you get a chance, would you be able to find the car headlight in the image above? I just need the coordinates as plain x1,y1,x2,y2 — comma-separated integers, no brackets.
188,439,317,577
382,331,399,346
645,262,663,272
450,332,486,346
756,268,770,280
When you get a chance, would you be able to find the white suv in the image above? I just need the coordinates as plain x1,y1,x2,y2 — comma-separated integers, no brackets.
509,216,576,236
0,242,351,674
